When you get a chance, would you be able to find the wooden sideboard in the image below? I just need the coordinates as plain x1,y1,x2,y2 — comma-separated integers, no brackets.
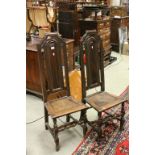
26,36,74,96
79,18,112,65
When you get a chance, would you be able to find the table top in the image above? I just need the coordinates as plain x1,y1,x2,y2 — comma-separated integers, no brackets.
26,36,74,52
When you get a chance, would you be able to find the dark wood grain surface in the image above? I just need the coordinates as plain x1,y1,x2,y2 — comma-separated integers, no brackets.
26,36,74,96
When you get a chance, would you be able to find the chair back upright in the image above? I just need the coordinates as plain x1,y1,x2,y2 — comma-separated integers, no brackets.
80,30,105,99
38,32,70,102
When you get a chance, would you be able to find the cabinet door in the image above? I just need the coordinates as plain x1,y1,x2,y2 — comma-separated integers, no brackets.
26,50,42,93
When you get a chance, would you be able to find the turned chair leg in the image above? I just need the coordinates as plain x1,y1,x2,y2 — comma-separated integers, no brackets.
66,114,70,122
80,110,88,136
120,102,125,131
98,112,102,119
44,107,49,130
53,118,60,151
97,112,102,139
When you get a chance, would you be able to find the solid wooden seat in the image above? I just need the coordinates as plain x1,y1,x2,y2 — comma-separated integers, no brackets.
38,33,88,151
46,96,88,118
80,30,127,138
85,92,124,112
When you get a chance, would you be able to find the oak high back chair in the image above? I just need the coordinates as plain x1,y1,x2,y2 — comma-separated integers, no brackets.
80,30,127,138
38,32,88,151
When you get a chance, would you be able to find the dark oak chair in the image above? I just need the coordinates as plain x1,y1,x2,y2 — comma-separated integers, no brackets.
38,32,88,151
79,30,127,138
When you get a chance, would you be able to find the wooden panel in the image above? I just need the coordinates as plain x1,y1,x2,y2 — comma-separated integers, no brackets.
85,39,100,88
38,33,71,103
80,31,105,100
69,70,82,101
66,41,74,71
26,36,75,96
80,31,105,92
43,41,64,91
26,50,42,93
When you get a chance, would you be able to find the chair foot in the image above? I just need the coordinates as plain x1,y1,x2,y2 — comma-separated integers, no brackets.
97,112,103,139
80,109,88,136
54,131,60,151
120,102,125,131
98,112,102,119
66,115,70,122
53,118,60,151
45,124,48,130
97,124,102,139
44,107,49,130
55,139,60,151
120,120,124,131
82,124,87,136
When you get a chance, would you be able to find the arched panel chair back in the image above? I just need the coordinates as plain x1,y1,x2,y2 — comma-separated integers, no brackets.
37,33,88,152
80,30,105,99
38,32,70,102
80,31,127,140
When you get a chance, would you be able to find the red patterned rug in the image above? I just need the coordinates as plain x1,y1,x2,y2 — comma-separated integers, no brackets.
72,87,129,155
